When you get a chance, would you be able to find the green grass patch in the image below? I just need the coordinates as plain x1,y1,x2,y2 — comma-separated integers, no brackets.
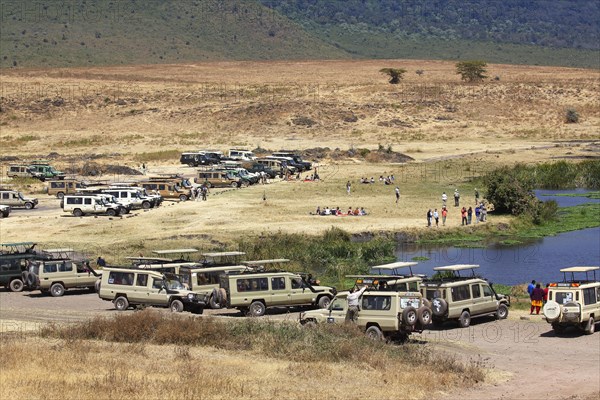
514,203,600,239
543,191,600,199
499,239,523,246
411,256,430,261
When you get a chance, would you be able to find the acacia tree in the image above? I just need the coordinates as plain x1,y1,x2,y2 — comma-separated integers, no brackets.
456,61,488,82
379,68,407,84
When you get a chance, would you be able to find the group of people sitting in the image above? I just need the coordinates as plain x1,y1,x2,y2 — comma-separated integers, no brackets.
312,206,368,216
359,175,395,185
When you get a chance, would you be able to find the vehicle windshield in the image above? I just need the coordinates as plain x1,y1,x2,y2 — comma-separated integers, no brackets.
18,193,25,200
164,278,185,290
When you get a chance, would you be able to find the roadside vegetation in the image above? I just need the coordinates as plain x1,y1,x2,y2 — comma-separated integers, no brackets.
0,310,483,399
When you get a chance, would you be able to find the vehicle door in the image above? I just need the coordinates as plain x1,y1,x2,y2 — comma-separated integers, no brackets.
326,296,347,324
288,276,312,305
582,286,599,319
480,284,498,313
469,283,487,315
75,262,96,286
1,192,11,206
147,276,168,306
449,284,472,318
269,276,289,305
128,272,149,303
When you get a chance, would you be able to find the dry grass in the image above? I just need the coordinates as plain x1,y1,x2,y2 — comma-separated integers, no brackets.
0,310,484,400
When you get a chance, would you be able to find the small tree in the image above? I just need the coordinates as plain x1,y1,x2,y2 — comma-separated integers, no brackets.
379,68,406,84
456,61,488,83
565,108,579,123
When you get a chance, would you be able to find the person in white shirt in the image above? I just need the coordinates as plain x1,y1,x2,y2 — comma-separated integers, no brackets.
441,192,447,206
345,285,368,323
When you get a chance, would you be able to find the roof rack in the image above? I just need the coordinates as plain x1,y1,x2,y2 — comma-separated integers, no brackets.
423,264,481,282
153,249,199,255
243,259,290,267
559,266,599,283
370,261,418,276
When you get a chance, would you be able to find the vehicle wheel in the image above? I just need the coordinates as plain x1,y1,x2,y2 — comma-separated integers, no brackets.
24,202,34,209
458,311,471,328
50,283,65,297
231,182,239,189
431,298,448,317
21,270,30,283
94,280,101,293
142,201,151,210
303,320,317,328
106,208,116,217
218,288,227,305
9,279,24,292
242,181,250,188
365,326,384,341
417,306,432,326
249,300,266,317
170,299,184,313
584,317,595,335
57,192,65,199
317,296,331,309
179,194,188,202
496,304,509,320
26,273,37,287
114,296,129,311
73,209,83,217
402,306,417,326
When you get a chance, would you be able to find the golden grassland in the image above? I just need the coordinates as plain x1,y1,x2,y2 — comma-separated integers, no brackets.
0,311,484,400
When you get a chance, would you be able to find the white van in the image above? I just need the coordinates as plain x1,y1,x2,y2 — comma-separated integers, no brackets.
63,195,121,217
102,188,151,210
228,149,256,161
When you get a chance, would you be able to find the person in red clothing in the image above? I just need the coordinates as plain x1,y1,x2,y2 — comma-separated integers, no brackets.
530,283,545,314
461,207,467,225
543,283,550,305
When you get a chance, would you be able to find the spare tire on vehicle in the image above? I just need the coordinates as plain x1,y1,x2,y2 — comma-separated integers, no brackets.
218,288,227,306
402,306,417,326
431,298,448,317
95,280,101,293
26,273,37,288
417,306,432,326
210,288,221,309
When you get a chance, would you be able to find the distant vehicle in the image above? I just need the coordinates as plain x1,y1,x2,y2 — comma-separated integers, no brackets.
27,160,65,181
62,194,121,217
47,179,86,199
271,151,312,171
243,162,278,179
0,189,38,209
228,149,256,161
139,180,192,201
6,165,35,179
195,170,243,188
257,157,296,175
180,152,220,167
0,242,53,292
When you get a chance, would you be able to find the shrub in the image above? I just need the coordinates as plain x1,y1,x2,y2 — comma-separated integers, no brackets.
565,108,579,123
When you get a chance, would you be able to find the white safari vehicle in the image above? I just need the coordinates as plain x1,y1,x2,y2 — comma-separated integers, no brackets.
543,266,600,335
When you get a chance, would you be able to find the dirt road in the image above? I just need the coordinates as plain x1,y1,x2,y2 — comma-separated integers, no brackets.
1,290,598,400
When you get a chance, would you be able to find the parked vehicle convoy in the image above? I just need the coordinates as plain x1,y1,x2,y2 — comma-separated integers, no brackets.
420,264,510,328
271,151,312,171
23,248,101,296
218,269,336,316
243,162,278,179
47,179,87,199
27,160,65,181
196,170,243,188
543,266,600,335
98,267,207,313
300,275,429,341
0,188,38,209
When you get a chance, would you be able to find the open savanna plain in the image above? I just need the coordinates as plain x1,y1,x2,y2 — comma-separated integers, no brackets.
1,60,599,400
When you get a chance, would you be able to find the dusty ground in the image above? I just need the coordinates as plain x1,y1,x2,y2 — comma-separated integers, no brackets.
1,290,598,400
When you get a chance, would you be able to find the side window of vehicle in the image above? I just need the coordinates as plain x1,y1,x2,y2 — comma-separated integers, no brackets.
482,285,493,297
362,295,391,311
108,271,134,285
271,277,286,290
152,278,163,289
85,198,92,205
43,264,58,273
451,285,471,302
583,288,597,305
136,274,148,287
159,185,166,191
58,262,72,272
596,288,600,303
291,277,304,289
2,193,8,199
471,284,481,298
408,281,419,291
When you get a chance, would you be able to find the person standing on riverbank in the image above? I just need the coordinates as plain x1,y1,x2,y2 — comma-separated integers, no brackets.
527,280,536,298
346,181,351,196
467,206,473,225
427,209,433,227
442,192,447,207
395,186,400,204
531,283,545,315
433,209,439,227
441,206,447,226
454,189,460,207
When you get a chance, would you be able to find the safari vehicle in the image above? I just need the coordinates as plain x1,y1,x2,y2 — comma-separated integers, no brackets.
271,151,312,172
6,164,35,179
98,267,207,313
219,270,336,316
25,249,101,297
139,180,192,201
0,242,52,292
62,194,121,217
28,161,65,181
257,157,296,175
47,179,86,198
101,188,152,210
200,251,246,267
420,264,510,328
71,190,131,215
180,152,219,167
180,265,251,308
243,162,278,179
195,170,243,188
299,276,430,341
0,189,38,209
0,205,10,218
228,149,256,161
109,184,161,208
543,266,600,335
